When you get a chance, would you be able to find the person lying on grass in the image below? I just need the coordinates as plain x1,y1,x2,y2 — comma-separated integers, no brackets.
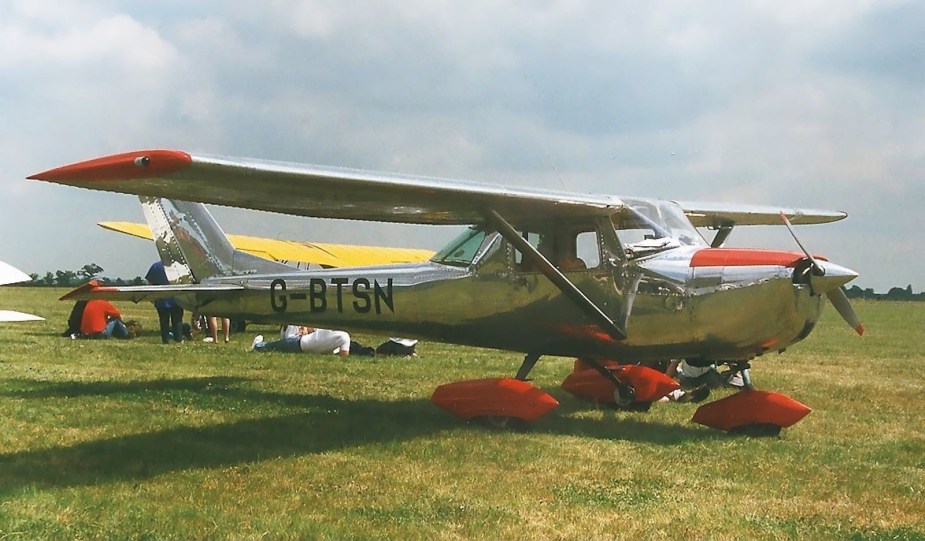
249,325,351,356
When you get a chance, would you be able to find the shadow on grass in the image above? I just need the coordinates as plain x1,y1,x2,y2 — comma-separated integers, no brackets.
0,376,248,398
0,377,718,495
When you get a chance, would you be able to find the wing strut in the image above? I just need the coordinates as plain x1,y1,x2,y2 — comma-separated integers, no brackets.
710,225,734,248
481,208,626,341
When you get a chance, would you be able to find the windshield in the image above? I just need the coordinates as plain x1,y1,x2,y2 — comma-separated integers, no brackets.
432,227,490,266
612,198,706,256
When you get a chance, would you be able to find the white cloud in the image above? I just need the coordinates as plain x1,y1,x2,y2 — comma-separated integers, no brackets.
0,1,921,292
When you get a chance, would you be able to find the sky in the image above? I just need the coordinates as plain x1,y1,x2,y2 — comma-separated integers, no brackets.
1,0,922,292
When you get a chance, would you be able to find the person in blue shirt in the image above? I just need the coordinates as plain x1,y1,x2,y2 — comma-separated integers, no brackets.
145,261,184,344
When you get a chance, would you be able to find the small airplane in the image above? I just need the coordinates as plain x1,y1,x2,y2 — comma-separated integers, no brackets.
30,149,863,434
99,217,434,269
0,260,44,322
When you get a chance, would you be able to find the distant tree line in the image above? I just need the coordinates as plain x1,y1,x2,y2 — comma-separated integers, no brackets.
25,264,145,287
845,284,924,301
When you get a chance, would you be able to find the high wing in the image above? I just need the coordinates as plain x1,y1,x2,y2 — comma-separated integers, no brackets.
29,150,622,225
676,201,846,227
30,150,848,228
98,221,434,267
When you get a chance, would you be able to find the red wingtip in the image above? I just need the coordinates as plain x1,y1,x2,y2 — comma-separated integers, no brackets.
856,324,865,336
28,149,192,184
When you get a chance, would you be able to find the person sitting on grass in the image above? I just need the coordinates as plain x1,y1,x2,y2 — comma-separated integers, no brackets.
249,325,351,357
79,299,130,339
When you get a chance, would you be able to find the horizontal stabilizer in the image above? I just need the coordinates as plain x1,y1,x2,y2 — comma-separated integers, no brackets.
59,279,244,303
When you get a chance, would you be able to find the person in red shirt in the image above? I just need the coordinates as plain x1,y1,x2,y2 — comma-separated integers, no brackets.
79,299,129,339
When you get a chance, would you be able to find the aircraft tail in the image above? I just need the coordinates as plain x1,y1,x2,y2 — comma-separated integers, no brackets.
140,197,295,283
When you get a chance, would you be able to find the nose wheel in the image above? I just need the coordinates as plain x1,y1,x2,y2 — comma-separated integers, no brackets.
612,381,636,407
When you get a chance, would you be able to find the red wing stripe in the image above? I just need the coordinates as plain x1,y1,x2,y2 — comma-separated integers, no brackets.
28,149,192,183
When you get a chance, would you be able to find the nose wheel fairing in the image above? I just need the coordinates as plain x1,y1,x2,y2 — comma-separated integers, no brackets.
692,390,811,434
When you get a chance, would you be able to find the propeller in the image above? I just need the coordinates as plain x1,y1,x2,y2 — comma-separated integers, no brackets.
780,212,864,336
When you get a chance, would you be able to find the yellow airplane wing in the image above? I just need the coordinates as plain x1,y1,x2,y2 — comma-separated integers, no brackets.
99,221,434,268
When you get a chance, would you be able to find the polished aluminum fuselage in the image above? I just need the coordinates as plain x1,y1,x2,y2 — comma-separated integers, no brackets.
30,150,849,362
192,227,824,363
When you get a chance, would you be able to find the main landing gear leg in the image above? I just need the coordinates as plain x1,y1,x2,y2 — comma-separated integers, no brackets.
515,353,541,382
577,357,637,407
481,353,543,428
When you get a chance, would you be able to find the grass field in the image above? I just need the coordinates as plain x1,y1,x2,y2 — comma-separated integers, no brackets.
0,288,923,540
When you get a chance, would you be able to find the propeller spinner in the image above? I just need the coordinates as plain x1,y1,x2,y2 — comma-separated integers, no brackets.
780,212,864,335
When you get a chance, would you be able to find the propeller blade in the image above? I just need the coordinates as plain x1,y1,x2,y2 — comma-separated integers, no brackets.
826,287,864,336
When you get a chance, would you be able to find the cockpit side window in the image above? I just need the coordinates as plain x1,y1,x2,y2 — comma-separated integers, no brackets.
514,225,600,272
611,198,706,258
612,207,667,245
